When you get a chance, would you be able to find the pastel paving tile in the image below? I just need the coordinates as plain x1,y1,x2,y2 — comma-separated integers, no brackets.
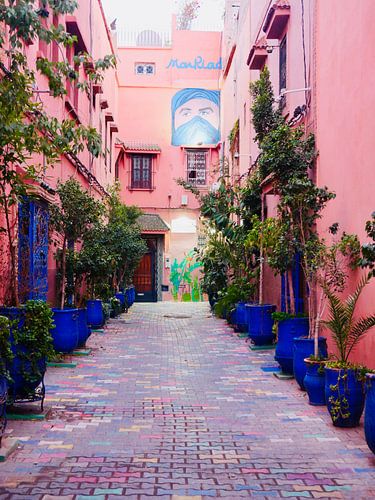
0,302,374,498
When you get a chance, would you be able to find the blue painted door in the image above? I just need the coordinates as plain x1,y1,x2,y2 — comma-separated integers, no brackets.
18,199,49,302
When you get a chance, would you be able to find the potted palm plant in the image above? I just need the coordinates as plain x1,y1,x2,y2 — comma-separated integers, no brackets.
322,275,375,427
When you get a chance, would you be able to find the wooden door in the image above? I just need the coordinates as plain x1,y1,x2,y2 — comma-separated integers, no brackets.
133,240,157,302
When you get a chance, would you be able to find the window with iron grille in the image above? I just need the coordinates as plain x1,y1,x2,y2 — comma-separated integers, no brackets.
186,150,207,186
131,155,153,189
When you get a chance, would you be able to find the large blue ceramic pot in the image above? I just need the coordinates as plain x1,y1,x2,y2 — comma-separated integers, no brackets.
0,307,46,397
0,375,7,402
365,373,375,454
126,288,135,308
325,367,365,427
77,308,90,348
304,359,326,405
235,302,248,333
51,308,79,353
246,304,276,346
130,286,136,305
86,300,104,328
293,337,328,390
8,349,46,397
0,374,7,445
274,317,309,374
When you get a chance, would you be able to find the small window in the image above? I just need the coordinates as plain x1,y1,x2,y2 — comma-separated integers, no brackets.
186,150,207,187
131,155,153,189
135,63,155,75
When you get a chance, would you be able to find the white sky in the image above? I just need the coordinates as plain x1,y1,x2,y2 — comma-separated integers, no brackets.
101,0,225,32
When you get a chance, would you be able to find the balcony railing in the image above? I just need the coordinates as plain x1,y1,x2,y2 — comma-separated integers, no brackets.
117,29,172,48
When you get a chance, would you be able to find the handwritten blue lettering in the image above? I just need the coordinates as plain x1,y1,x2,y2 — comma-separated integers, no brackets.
166,56,222,70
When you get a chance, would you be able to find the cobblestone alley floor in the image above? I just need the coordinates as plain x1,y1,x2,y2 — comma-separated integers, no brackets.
0,302,374,499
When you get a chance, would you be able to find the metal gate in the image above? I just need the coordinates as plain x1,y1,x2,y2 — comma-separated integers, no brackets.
18,199,49,302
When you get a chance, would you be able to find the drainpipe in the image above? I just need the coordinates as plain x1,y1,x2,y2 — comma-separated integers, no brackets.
259,191,266,305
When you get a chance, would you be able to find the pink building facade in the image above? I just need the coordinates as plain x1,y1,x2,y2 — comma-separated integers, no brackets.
220,0,375,368
116,19,221,301
0,0,119,306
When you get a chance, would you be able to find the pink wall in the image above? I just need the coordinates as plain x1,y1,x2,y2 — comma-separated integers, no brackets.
0,1,119,306
221,0,375,367
315,0,375,368
116,22,222,298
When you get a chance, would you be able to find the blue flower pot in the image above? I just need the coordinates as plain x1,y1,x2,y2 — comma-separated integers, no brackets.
365,373,375,454
8,348,46,397
77,308,90,348
125,287,135,307
0,307,46,399
115,292,126,312
86,300,104,328
51,309,79,353
293,337,328,390
0,375,7,401
0,307,46,397
325,367,365,427
275,317,309,374
304,359,326,405
235,302,248,333
246,304,276,346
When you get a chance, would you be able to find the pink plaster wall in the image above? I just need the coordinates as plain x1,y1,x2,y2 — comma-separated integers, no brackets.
0,1,119,306
315,0,375,368
116,22,222,297
221,0,375,368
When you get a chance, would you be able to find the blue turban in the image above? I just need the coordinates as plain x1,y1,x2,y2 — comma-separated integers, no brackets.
172,88,220,146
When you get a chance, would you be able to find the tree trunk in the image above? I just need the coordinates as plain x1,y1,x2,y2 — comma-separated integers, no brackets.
2,186,19,307
288,268,296,315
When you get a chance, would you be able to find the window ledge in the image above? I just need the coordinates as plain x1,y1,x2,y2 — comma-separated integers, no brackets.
128,187,155,192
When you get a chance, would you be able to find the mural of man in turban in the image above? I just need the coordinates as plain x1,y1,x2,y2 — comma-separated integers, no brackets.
171,88,220,146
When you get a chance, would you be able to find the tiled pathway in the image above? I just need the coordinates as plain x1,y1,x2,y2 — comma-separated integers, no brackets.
0,302,374,499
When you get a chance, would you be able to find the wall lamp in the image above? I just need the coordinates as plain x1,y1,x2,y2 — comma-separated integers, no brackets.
275,87,311,102
266,43,279,53
234,152,252,160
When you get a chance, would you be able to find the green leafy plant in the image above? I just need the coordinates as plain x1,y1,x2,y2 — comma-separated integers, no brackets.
109,296,121,316
249,67,337,353
214,281,255,319
72,184,147,302
323,276,375,364
50,178,104,308
0,0,115,307
359,212,375,278
0,316,13,381
12,300,55,386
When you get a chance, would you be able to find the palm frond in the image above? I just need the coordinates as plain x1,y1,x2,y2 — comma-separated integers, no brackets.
344,275,370,339
322,285,350,360
345,314,375,361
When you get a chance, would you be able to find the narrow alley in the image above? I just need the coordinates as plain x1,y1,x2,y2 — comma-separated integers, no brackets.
0,303,374,499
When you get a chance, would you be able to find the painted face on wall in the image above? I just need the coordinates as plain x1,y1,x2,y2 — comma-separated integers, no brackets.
172,88,220,146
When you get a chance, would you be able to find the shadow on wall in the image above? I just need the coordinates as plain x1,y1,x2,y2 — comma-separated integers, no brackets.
169,250,203,301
